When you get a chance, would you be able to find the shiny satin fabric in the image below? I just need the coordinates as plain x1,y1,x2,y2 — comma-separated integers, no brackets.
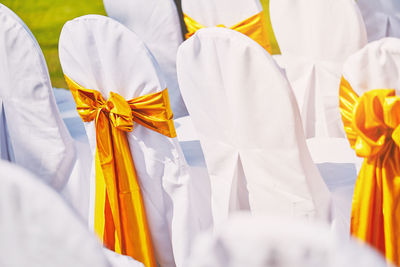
65,75,176,267
184,12,272,53
103,0,188,118
259,0,280,54
339,77,400,266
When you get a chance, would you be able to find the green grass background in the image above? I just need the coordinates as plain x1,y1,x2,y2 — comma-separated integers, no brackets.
1,0,106,88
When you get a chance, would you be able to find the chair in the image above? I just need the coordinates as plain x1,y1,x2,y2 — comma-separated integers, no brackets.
339,37,400,266
103,0,188,118
188,214,387,267
181,0,272,53
177,28,331,228
0,3,76,189
59,15,211,267
270,0,367,138
357,0,400,42
0,160,145,267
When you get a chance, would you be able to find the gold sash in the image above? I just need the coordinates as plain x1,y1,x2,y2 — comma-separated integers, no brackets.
259,0,281,54
184,11,272,54
65,75,177,267
339,77,400,266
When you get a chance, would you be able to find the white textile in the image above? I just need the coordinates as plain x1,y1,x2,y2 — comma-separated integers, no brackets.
177,28,331,228
188,214,387,267
0,160,109,267
59,15,211,267
182,0,262,27
103,0,188,118
358,0,400,42
0,3,76,189
342,37,400,96
270,0,367,138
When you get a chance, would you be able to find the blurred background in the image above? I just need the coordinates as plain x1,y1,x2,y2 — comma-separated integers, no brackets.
2,0,106,88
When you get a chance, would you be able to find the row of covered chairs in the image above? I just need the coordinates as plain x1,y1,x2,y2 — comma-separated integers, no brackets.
0,0,399,266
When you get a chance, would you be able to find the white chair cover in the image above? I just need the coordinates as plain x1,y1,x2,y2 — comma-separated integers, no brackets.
0,3,76,189
358,0,400,42
0,160,109,267
103,0,188,118
188,214,388,267
342,37,400,101
270,0,367,138
59,15,211,267
0,160,145,267
177,28,331,227
182,0,262,27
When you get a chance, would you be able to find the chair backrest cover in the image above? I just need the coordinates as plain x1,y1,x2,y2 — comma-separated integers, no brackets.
270,0,367,138
103,0,188,118
0,3,76,189
177,28,331,227
340,39,400,265
342,38,400,95
59,15,209,267
182,0,262,27
0,160,109,267
188,214,387,267
358,0,400,42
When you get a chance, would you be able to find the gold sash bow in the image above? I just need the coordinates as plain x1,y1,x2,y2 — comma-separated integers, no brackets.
184,11,272,54
65,75,176,267
339,77,400,265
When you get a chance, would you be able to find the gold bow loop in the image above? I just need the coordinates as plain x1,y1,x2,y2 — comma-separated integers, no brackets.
64,75,176,267
340,77,400,158
184,12,272,53
339,76,400,265
353,90,400,157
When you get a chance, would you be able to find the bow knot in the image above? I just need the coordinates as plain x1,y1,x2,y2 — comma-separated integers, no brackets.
103,92,134,132
352,89,400,157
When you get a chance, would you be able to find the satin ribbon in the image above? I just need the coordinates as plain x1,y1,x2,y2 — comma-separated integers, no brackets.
65,75,176,267
259,0,281,54
339,77,400,266
184,11,272,54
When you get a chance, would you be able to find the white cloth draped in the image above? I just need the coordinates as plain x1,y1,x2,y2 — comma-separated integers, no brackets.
0,160,145,267
182,0,262,27
177,28,331,228
342,37,400,95
188,214,387,267
59,15,211,267
270,0,367,138
103,0,188,118
0,3,76,190
358,0,400,42
0,160,109,267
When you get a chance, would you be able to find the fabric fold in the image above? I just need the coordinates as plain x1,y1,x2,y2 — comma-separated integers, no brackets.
184,11,272,53
65,75,176,267
339,77,400,266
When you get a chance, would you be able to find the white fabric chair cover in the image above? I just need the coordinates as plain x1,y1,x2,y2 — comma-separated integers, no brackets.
0,160,109,267
59,15,211,267
358,0,400,42
182,0,262,27
342,37,400,101
188,214,388,267
270,0,367,138
0,160,145,267
177,28,331,227
0,3,76,189
103,0,188,118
